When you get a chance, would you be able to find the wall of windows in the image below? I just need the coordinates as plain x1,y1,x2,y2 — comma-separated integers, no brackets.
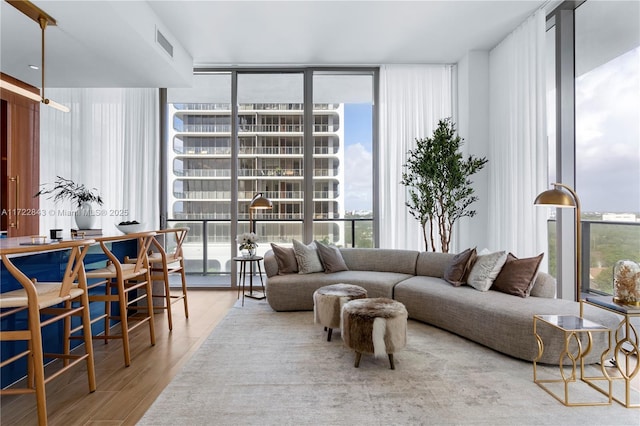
163,69,377,287
546,1,639,297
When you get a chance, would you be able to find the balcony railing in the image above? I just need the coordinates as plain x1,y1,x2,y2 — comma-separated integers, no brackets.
174,169,231,177
173,103,339,111
547,219,640,296
166,217,374,279
239,146,304,156
238,168,303,177
174,103,231,111
180,124,232,133
178,147,232,155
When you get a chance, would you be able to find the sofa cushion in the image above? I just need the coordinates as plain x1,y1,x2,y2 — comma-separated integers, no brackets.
467,251,507,291
339,248,419,275
415,252,456,278
444,247,477,287
265,270,413,311
293,240,324,274
529,272,556,298
492,253,544,298
315,241,349,273
270,243,298,275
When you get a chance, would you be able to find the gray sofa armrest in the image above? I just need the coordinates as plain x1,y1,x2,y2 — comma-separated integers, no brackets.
529,271,556,298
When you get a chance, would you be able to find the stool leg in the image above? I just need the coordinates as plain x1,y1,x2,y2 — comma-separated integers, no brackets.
327,328,333,342
388,353,395,370
354,352,361,368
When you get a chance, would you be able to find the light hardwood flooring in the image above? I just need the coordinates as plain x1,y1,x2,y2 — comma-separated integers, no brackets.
1,289,237,426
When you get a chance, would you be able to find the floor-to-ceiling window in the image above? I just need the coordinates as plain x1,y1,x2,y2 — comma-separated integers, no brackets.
546,0,640,296
164,68,377,287
312,72,374,248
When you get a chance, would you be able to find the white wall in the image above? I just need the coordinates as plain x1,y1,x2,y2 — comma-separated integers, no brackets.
456,51,490,252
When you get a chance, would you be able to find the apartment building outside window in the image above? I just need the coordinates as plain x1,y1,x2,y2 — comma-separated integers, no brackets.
164,70,376,286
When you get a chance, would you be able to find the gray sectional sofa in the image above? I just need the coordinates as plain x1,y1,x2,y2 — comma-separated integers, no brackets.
264,248,619,365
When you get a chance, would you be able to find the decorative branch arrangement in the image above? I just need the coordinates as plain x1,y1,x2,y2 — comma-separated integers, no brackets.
34,176,103,208
401,118,487,253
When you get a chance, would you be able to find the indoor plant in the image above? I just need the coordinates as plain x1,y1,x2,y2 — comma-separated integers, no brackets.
401,118,487,253
35,176,103,229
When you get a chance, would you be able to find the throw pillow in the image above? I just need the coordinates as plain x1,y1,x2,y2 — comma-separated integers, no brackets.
491,253,544,298
466,250,508,291
444,247,477,287
270,243,298,275
314,240,349,273
292,239,324,274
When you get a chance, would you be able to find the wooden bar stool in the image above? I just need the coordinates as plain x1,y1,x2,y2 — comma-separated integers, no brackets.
0,239,97,426
125,227,189,331
85,231,156,367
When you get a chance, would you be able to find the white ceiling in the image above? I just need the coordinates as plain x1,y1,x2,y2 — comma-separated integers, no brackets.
0,0,549,89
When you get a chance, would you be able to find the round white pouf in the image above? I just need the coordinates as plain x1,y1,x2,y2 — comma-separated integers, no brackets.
341,297,408,369
313,283,368,341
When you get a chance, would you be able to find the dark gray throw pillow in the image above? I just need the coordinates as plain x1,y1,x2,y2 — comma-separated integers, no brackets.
444,247,477,287
270,243,298,274
314,240,349,273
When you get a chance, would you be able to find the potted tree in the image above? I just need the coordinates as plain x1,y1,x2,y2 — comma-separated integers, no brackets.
35,176,103,229
401,118,487,253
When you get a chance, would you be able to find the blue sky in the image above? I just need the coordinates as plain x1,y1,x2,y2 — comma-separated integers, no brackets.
343,104,373,211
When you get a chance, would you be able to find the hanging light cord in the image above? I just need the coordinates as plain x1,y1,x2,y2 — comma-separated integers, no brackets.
39,16,48,105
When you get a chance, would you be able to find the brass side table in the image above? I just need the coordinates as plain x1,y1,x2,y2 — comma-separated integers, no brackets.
581,295,640,408
533,314,612,406
233,255,265,306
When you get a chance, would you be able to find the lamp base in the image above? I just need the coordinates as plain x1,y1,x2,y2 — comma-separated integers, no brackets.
245,291,266,300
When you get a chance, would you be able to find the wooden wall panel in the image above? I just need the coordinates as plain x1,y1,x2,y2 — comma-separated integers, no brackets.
1,73,40,237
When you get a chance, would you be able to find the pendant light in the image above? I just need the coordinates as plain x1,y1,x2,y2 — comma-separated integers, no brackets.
5,0,70,112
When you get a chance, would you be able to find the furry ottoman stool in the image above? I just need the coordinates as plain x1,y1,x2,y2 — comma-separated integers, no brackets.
313,284,368,341
341,298,408,369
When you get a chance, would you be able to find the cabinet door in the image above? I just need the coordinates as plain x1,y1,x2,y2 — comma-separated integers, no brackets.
2,92,40,237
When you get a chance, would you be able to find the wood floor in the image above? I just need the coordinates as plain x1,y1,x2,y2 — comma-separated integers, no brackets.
0,289,238,426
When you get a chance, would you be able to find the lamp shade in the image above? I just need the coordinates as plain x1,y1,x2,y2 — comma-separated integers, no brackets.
534,188,576,208
249,193,272,210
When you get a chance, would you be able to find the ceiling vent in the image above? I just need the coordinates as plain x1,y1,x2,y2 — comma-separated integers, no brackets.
156,27,174,58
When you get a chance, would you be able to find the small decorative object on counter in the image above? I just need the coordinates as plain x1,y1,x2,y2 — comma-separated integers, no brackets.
613,260,640,306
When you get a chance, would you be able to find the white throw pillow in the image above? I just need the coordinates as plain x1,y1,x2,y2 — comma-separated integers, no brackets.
466,250,508,291
292,239,324,274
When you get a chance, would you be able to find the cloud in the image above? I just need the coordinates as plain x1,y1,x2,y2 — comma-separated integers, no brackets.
344,143,372,211
575,46,640,213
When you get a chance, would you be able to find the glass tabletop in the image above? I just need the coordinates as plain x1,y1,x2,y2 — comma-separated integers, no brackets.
584,295,640,315
535,314,609,331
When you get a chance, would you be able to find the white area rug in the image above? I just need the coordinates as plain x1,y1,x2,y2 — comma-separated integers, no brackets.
139,299,639,425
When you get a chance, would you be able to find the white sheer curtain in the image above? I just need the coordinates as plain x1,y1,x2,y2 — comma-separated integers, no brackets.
379,65,454,250
488,10,548,262
38,88,159,234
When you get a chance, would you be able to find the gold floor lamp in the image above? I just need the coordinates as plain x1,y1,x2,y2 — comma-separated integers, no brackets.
249,192,273,234
534,183,582,302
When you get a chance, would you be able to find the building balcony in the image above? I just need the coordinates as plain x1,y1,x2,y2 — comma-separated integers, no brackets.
178,124,232,133
174,169,231,177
